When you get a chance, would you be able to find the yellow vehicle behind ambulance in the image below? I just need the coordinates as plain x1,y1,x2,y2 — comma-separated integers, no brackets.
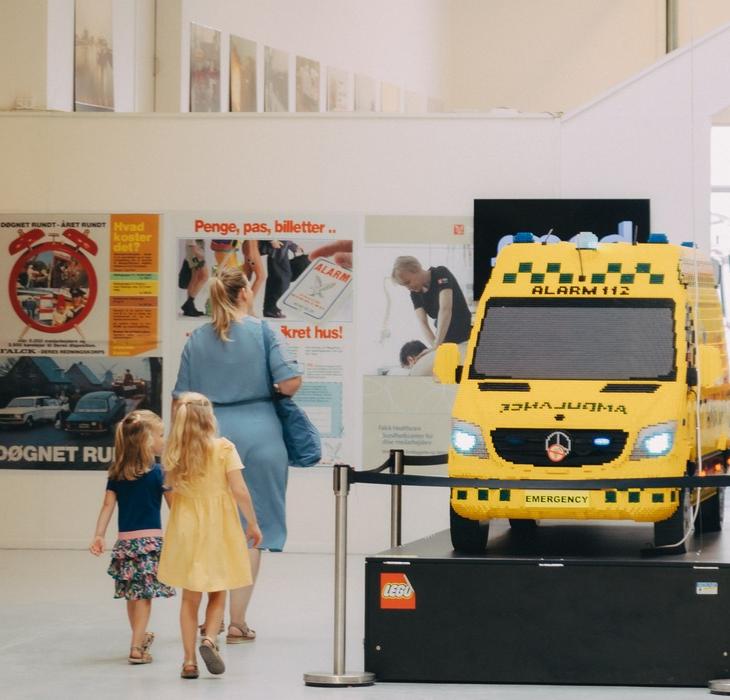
434,233,730,553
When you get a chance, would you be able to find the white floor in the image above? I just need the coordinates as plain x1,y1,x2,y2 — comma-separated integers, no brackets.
0,549,717,700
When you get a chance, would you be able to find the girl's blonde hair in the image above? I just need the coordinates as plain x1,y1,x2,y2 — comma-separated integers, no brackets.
108,410,162,481
163,392,217,491
208,267,250,341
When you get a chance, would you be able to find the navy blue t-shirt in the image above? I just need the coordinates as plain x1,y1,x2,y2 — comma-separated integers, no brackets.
106,462,165,533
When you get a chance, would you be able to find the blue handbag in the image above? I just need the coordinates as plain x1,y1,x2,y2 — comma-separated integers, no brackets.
262,322,321,467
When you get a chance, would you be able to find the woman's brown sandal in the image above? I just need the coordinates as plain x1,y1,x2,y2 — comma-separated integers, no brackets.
180,662,199,679
226,622,256,644
127,645,152,664
199,636,226,675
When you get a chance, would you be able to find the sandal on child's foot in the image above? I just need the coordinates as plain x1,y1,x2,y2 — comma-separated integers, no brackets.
141,632,155,653
128,646,152,664
180,662,199,679
198,636,225,675
198,621,225,637
226,622,256,644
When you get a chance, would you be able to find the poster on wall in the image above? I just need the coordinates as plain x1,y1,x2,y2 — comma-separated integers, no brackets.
230,35,257,112
473,199,651,299
264,46,289,112
166,212,359,466
360,215,473,468
327,68,350,112
1,214,160,357
296,56,320,112
190,23,221,112
0,356,162,470
0,214,162,470
74,0,114,111
355,74,376,112
381,82,401,113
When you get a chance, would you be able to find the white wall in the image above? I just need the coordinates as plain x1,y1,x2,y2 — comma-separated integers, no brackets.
4,21,730,553
446,0,667,113
561,21,730,255
158,0,449,112
0,111,558,552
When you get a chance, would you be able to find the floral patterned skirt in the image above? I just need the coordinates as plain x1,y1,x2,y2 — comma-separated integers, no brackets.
107,536,176,600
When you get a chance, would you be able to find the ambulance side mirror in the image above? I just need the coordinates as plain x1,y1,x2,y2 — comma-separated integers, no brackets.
433,343,462,384
698,344,723,388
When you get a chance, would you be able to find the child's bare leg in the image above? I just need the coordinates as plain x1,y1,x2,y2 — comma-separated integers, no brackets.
181,590,202,663
203,591,226,642
127,599,151,657
228,547,261,636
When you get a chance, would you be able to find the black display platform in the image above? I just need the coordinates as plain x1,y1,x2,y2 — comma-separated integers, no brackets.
364,521,730,686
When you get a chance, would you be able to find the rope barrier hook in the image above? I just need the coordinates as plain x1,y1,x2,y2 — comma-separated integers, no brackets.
303,464,375,688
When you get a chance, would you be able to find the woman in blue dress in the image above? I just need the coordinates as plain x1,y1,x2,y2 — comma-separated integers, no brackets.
172,266,302,643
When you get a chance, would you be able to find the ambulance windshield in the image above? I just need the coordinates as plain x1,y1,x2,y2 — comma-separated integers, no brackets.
470,298,676,381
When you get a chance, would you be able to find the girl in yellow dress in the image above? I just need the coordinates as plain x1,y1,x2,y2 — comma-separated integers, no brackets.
158,392,262,679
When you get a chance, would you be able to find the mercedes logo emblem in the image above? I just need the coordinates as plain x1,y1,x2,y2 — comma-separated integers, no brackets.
545,431,571,462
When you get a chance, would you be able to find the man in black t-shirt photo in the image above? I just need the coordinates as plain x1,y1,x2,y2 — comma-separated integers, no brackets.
391,256,472,350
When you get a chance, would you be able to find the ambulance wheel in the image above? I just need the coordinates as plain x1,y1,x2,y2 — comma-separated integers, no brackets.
449,505,489,554
653,488,693,553
699,488,724,533
509,518,538,533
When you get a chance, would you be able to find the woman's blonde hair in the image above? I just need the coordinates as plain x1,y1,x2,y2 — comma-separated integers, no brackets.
163,392,217,491
108,410,162,481
208,266,250,341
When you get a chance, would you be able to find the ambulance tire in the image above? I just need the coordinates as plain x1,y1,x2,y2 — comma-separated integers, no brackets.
508,518,538,534
699,488,724,533
653,488,692,553
450,506,489,554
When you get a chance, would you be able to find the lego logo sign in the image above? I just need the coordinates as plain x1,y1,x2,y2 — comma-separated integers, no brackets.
380,573,416,609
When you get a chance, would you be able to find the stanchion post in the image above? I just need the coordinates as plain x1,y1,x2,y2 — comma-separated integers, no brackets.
303,464,375,687
390,449,404,549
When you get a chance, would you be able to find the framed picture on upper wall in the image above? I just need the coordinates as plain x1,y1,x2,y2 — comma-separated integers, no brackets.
381,82,401,113
264,46,289,112
355,74,376,112
473,198,651,300
74,0,114,111
327,68,350,112
190,23,221,112
230,35,257,112
296,56,320,112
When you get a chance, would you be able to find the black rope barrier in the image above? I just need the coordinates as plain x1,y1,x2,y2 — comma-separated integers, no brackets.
350,470,730,491
363,452,449,473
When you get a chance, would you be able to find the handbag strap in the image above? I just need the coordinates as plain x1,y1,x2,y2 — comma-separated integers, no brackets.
260,321,277,394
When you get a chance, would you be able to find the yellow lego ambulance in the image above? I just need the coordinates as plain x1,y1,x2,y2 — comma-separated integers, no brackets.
434,233,730,553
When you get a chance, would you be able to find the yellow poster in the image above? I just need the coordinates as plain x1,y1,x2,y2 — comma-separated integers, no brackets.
109,214,159,356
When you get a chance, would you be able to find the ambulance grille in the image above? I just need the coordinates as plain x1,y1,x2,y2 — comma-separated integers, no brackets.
490,428,628,467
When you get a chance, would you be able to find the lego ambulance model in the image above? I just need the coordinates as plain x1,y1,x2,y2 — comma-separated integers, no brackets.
434,233,729,553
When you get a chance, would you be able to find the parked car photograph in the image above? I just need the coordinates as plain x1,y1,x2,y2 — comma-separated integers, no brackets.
0,395,68,428
63,391,126,435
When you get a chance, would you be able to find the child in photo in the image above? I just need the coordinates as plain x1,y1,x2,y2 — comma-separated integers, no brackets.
89,410,175,664
158,392,261,679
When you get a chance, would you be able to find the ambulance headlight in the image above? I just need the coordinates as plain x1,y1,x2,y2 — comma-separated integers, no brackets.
451,420,488,458
630,421,676,459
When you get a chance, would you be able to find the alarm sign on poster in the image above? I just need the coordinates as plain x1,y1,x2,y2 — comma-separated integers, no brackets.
279,257,352,320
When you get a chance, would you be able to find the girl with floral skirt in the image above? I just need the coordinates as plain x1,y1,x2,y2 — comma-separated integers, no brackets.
90,410,175,664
